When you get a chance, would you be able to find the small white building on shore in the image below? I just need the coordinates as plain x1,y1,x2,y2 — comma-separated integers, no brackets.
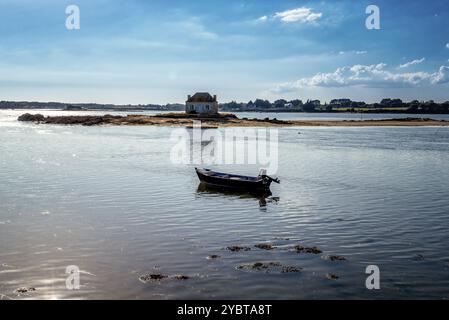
186,92,219,114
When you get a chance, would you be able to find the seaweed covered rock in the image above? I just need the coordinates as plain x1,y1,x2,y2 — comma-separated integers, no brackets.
227,246,251,252
326,273,339,280
139,274,168,282
294,245,322,254
237,262,302,274
18,113,45,122
139,273,191,283
237,262,282,271
15,287,36,294
281,266,303,273
254,243,275,250
322,255,347,261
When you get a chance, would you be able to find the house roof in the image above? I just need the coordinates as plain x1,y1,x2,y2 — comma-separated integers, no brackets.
187,92,216,103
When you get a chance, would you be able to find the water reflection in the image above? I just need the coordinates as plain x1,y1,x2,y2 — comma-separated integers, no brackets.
196,183,279,208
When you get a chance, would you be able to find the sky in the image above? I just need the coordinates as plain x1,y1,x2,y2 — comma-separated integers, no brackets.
0,0,449,104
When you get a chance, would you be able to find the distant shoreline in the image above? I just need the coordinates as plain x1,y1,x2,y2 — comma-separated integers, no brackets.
1,97,449,114
17,113,449,127
2,107,449,116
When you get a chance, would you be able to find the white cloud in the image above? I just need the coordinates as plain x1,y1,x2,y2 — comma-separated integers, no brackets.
178,19,217,40
398,57,425,69
432,65,449,84
339,50,367,55
446,43,449,49
273,7,322,24
272,63,449,92
257,15,268,22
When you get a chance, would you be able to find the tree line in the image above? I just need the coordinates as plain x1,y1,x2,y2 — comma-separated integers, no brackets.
219,98,449,114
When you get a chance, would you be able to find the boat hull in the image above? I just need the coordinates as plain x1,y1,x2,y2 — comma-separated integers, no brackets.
195,168,272,192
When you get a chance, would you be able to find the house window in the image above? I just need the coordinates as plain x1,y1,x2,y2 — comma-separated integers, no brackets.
206,105,209,110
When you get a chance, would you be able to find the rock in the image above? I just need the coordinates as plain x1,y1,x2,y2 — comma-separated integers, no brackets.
227,246,251,252
328,255,346,261
18,113,45,122
254,243,274,250
18,114,123,126
281,266,302,273
139,274,168,282
139,273,190,282
207,254,221,260
237,262,302,274
237,262,282,271
323,255,347,261
294,245,322,254
326,273,339,280
15,287,36,294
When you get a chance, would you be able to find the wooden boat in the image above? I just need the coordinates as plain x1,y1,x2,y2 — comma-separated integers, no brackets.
195,168,279,192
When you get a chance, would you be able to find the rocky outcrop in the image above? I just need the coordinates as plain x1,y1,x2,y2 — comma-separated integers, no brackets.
18,114,123,126
17,113,45,122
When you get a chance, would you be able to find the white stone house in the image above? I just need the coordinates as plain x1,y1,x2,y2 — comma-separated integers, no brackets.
186,92,219,114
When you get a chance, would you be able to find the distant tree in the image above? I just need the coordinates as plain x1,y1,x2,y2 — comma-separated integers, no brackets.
274,99,287,109
350,101,366,108
289,99,303,108
380,98,403,107
254,99,272,109
220,101,243,110
303,99,320,112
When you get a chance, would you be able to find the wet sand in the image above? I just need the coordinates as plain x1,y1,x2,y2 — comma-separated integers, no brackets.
18,113,449,127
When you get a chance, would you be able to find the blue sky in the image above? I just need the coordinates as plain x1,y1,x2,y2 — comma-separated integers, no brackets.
1,0,449,104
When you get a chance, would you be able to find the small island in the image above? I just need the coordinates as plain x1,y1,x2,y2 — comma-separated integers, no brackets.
14,93,449,127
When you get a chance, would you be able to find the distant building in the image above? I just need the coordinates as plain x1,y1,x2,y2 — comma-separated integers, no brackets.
186,92,219,114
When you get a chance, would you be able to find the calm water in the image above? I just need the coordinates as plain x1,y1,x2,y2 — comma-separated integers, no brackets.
235,112,449,121
1,109,449,299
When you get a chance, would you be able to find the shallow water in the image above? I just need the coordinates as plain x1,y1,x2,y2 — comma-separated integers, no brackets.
235,112,449,121
1,109,449,299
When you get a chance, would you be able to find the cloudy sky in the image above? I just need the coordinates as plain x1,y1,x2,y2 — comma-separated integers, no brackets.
1,0,449,104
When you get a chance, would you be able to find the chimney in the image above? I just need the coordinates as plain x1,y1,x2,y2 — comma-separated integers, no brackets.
188,95,191,100
213,95,217,101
